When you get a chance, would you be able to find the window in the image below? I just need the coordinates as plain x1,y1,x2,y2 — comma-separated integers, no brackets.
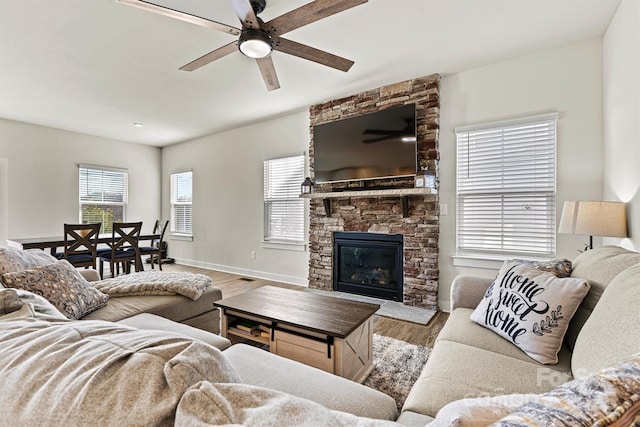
79,165,128,233
456,113,557,257
171,171,193,236
264,155,304,243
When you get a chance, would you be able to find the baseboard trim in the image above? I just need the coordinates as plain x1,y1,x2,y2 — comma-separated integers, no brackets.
438,300,451,313
172,258,308,287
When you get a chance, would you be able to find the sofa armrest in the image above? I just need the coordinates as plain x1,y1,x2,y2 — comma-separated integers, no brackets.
450,275,494,310
79,269,101,282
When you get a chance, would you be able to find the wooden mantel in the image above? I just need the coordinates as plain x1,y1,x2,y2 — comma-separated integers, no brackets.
300,188,437,217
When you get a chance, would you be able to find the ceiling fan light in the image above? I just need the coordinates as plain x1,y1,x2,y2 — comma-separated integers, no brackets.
239,29,273,59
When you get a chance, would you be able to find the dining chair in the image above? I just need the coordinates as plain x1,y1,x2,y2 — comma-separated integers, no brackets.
135,219,169,271
98,222,142,279
63,223,101,269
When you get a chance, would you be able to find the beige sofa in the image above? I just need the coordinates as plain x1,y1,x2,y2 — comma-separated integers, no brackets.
0,247,222,334
78,268,223,334
398,245,640,425
0,248,398,425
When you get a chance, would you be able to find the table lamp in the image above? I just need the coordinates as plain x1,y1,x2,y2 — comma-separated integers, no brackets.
558,201,627,249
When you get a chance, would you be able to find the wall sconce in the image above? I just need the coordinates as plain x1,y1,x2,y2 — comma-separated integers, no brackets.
301,177,315,194
415,167,435,189
558,200,627,249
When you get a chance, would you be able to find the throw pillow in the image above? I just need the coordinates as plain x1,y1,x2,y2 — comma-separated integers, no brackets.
0,288,67,320
0,247,58,275
428,394,542,427
470,263,590,364
507,258,572,278
494,353,640,426
0,288,23,315
0,260,109,320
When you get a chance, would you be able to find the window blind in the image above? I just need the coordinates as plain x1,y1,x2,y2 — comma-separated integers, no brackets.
79,165,128,233
171,171,193,235
456,114,557,256
264,155,304,242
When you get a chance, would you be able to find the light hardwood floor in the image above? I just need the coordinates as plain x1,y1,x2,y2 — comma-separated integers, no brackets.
160,263,448,347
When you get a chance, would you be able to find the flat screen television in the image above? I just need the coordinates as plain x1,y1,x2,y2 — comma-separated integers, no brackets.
313,103,417,183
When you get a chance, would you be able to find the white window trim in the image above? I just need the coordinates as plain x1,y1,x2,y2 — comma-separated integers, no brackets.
263,155,305,246
78,164,128,233
170,171,193,238
455,112,558,260
261,240,307,251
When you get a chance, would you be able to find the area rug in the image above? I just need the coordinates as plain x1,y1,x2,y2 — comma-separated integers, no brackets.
363,334,431,411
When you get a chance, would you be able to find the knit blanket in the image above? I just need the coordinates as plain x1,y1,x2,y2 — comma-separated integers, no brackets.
93,271,212,300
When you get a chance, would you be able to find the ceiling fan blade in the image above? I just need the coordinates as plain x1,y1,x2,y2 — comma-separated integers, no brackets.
229,0,261,29
255,57,280,91
117,0,241,35
179,41,238,72
363,129,402,135
275,37,353,72
266,0,368,36
362,135,396,144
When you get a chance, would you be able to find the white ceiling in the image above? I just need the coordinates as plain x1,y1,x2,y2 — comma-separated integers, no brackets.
0,0,622,147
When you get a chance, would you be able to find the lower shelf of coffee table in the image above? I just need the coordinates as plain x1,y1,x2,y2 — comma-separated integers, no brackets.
220,309,374,383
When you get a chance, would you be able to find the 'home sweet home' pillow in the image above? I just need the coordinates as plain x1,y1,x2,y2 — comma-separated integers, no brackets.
470,263,590,364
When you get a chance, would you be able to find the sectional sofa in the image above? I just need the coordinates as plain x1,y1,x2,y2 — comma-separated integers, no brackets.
0,246,222,333
399,245,640,425
0,246,398,424
1,245,639,425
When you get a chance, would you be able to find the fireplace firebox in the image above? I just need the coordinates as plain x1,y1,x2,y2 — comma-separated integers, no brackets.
333,232,403,301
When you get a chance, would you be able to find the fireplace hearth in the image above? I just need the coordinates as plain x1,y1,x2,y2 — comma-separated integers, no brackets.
333,232,403,301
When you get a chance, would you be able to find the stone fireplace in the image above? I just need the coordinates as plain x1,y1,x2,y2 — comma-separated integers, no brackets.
307,74,440,310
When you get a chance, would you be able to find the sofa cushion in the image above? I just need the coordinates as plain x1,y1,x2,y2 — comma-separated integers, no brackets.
0,260,109,319
223,343,398,421
401,340,566,418
495,353,640,426
470,263,589,364
437,308,572,370
566,245,640,349
572,263,640,378
117,313,231,350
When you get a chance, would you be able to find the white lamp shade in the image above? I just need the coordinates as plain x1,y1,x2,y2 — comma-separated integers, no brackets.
558,201,627,238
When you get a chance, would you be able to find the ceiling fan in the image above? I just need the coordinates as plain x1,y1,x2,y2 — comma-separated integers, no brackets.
362,119,415,144
117,0,368,91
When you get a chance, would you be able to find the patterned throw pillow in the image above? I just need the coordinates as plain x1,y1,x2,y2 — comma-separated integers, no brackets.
470,263,590,364
0,260,109,320
0,247,58,275
508,258,572,278
494,353,640,426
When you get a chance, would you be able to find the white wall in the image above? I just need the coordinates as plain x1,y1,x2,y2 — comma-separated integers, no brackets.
0,158,7,247
438,38,605,310
603,0,640,250
161,110,310,285
0,118,161,240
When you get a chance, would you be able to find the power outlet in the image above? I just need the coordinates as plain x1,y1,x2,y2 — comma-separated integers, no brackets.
440,204,448,215
250,251,256,260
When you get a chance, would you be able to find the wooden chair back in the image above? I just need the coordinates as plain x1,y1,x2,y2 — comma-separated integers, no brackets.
63,223,101,269
111,222,142,251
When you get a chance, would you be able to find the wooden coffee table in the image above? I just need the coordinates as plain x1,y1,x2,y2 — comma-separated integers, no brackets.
214,285,379,383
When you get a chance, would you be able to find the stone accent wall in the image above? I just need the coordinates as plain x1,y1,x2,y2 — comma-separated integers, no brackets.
307,74,440,309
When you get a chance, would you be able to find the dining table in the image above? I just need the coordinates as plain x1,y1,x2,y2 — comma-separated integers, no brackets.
6,233,160,256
